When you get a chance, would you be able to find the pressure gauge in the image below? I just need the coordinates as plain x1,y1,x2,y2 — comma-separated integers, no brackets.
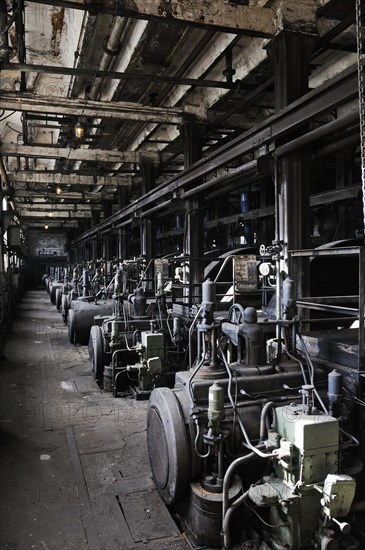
259,262,271,277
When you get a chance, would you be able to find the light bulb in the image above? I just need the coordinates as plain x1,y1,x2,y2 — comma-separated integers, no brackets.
74,121,85,139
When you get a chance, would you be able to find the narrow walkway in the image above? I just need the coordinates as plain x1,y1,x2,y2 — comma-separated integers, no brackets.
0,290,189,550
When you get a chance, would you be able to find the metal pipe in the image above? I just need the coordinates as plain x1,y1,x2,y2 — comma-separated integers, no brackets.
259,401,275,442
112,348,129,394
220,345,278,459
311,131,359,159
181,160,258,199
70,65,359,246
89,17,127,101
188,305,202,369
207,171,267,199
222,454,255,548
223,489,250,549
275,111,359,158
213,255,235,284
140,200,171,218
274,160,282,355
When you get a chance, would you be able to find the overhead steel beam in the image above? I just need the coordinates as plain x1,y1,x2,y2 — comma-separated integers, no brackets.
1,143,159,166
27,0,275,37
19,210,92,218
25,222,78,227
9,170,131,187
71,64,358,245
16,203,98,212
310,184,361,207
11,167,138,175
4,62,237,90
0,93,185,124
13,188,112,200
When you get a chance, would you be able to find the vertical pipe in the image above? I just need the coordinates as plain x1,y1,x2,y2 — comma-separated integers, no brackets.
274,159,282,356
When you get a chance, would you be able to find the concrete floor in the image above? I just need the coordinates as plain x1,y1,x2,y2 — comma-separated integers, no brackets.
0,290,190,550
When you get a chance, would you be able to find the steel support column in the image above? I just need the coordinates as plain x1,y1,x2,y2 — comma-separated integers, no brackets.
141,163,158,290
274,31,317,299
91,210,100,261
102,201,113,261
181,120,206,305
117,188,128,261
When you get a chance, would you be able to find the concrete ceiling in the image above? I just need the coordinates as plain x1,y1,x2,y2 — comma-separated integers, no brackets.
0,0,359,232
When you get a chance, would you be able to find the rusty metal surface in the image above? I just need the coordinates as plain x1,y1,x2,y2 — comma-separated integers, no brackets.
298,330,360,370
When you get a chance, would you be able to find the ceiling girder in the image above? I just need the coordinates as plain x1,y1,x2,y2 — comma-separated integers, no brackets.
70,64,358,245
16,203,99,212
14,190,113,201
25,222,78,228
9,171,130,187
0,93,186,124
26,0,275,37
1,143,159,166
18,210,93,218
4,62,238,90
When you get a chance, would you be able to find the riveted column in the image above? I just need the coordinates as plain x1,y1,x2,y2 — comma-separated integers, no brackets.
101,200,113,261
272,4,318,298
141,162,158,290
181,120,206,305
117,187,128,261
91,210,100,261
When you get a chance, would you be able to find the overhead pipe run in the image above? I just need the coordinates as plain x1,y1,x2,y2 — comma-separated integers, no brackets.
88,16,128,101
274,111,359,158
312,132,360,160
140,200,172,218
71,15,128,169
181,157,273,200
181,159,258,199
136,160,264,218
70,65,359,247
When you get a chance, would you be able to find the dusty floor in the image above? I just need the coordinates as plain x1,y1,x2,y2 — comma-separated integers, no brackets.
0,290,189,550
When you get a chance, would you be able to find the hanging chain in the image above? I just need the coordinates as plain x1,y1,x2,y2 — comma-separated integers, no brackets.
356,0,365,238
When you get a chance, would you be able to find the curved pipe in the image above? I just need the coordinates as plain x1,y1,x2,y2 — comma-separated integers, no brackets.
223,489,250,549
222,400,276,549
222,455,255,549
219,345,278,459
259,401,275,442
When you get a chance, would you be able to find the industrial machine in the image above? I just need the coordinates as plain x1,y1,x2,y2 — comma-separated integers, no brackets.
89,263,186,397
46,266,64,304
147,278,363,549
67,265,113,345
